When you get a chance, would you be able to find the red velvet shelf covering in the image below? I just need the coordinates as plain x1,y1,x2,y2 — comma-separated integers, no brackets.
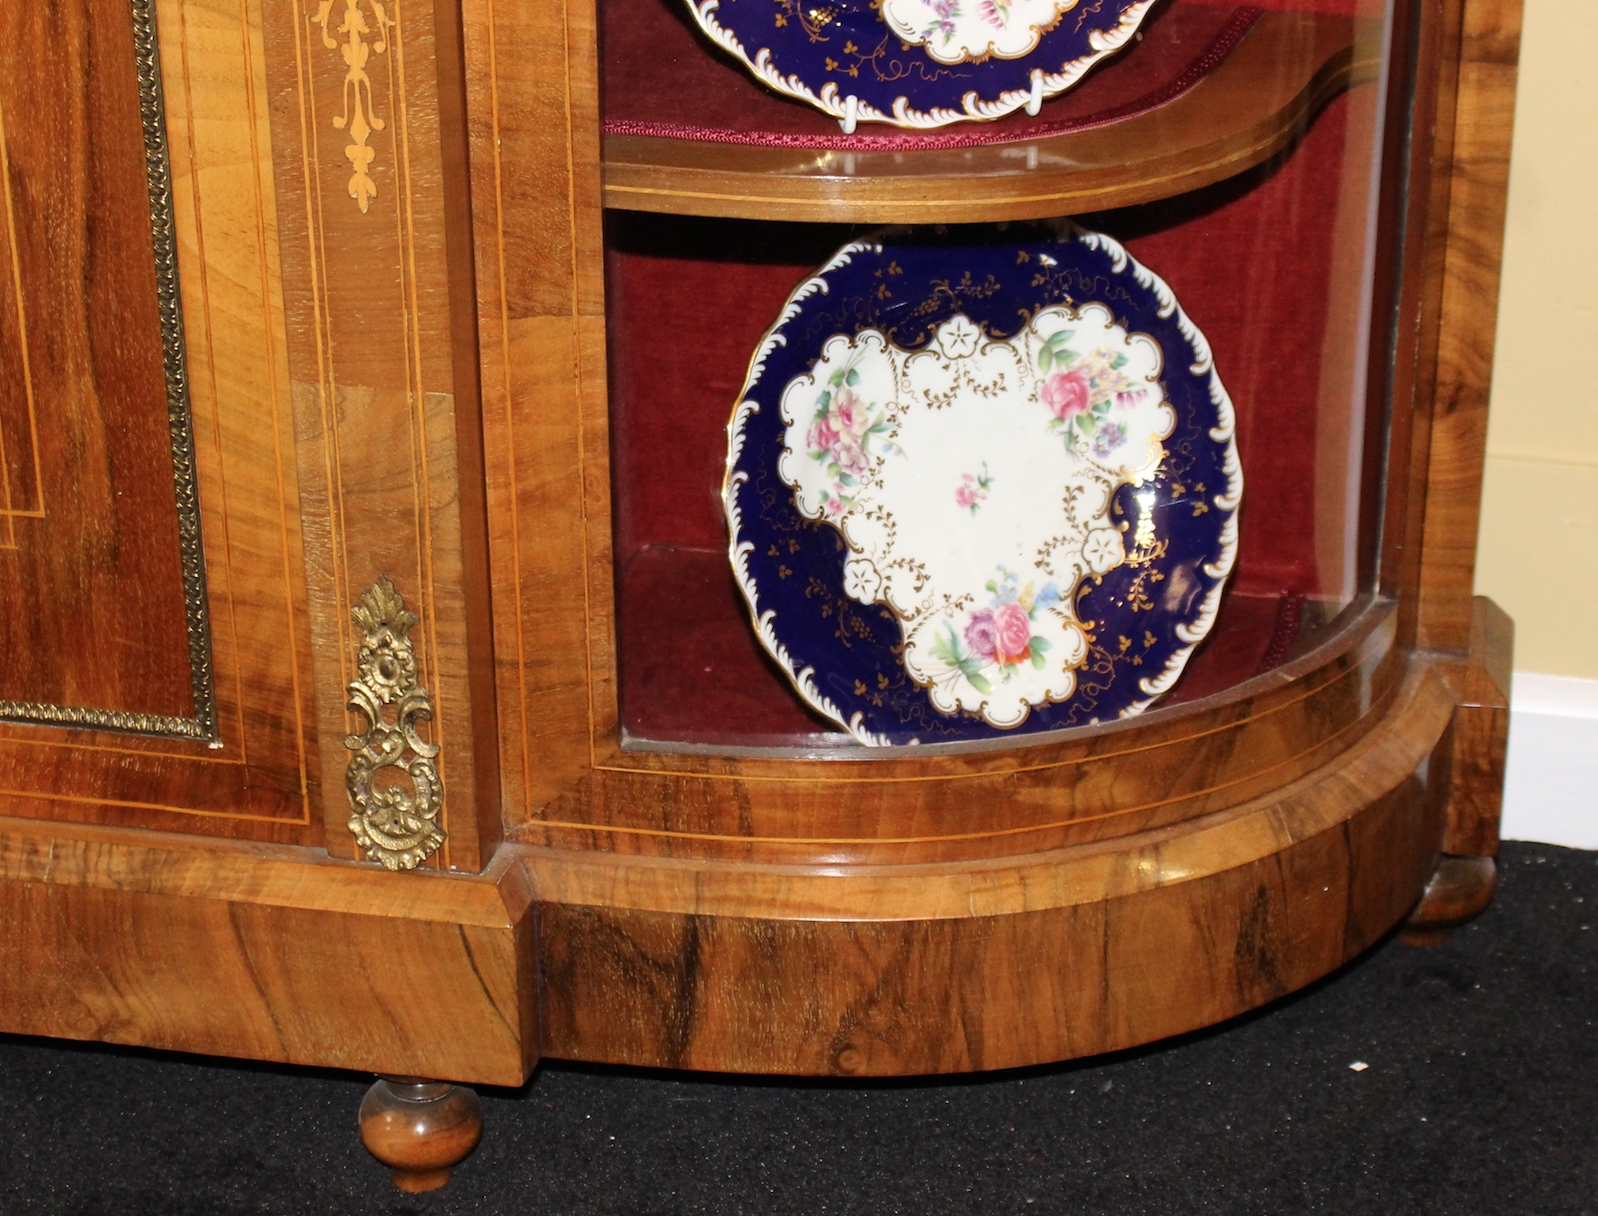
601,0,1365,151
620,547,1313,745
606,54,1373,745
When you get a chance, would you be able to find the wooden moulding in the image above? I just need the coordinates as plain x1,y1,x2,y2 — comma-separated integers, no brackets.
1388,0,1522,656
601,11,1377,223
0,820,537,1087
0,610,1514,1080
516,598,1405,866
527,653,1455,1074
1437,596,1511,857
1412,0,1523,654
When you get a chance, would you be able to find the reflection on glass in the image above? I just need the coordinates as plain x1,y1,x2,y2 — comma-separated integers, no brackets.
604,0,1402,750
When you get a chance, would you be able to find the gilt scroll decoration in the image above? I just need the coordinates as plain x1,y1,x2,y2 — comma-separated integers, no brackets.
311,0,394,213
345,576,446,870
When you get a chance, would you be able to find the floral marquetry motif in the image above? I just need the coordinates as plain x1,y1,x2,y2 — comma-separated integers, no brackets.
311,0,394,212
345,576,445,870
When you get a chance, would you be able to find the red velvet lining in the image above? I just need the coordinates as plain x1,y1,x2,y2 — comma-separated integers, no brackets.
604,6,1264,150
619,548,1299,745
1256,589,1308,673
601,0,1369,151
606,92,1366,744
1114,93,1350,607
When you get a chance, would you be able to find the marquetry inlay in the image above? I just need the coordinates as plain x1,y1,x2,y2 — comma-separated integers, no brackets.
310,0,394,213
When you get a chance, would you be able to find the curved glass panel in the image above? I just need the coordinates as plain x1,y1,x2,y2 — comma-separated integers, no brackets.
603,0,1400,749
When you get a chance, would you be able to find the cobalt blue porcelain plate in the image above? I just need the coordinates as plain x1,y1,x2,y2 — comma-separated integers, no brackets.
683,0,1157,130
722,225,1241,745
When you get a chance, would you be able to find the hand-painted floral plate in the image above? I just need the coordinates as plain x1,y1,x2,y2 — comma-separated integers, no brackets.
723,225,1241,746
684,0,1157,131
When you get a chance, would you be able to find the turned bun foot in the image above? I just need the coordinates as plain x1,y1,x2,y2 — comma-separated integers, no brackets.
1400,854,1498,946
358,1076,482,1192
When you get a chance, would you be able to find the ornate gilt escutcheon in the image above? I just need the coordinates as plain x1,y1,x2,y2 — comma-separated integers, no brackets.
345,576,446,870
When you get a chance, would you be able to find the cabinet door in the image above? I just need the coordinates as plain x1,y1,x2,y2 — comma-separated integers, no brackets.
0,0,497,869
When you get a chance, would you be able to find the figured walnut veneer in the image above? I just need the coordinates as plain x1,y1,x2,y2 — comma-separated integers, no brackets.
0,601,1507,1076
0,0,315,839
0,0,1522,1099
0,817,536,1084
518,598,1404,865
0,0,203,729
532,659,1456,1074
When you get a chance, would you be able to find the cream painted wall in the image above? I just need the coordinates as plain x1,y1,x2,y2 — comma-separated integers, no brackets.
1474,0,1598,679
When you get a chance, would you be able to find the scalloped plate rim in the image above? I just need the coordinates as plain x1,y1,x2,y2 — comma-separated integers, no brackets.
683,0,1159,130
721,226,1242,745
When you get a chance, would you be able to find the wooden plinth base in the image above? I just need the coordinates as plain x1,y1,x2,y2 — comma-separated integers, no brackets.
527,659,1460,1074
358,1077,482,1192
0,606,1511,1087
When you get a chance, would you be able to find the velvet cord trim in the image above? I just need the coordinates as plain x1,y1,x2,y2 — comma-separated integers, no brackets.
1256,589,1308,674
602,6,1264,151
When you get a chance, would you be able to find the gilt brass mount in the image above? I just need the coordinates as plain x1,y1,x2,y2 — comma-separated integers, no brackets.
345,576,445,870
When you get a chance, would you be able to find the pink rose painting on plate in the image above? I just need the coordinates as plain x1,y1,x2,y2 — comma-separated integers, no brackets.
930,568,1062,695
1040,367,1090,422
954,464,994,514
803,359,902,517
1036,329,1150,461
731,228,1241,743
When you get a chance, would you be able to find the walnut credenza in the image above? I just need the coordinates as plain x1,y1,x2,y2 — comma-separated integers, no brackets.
0,0,1519,1191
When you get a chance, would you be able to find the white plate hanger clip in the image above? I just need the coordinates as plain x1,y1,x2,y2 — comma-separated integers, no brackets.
1026,70,1045,117
839,94,860,134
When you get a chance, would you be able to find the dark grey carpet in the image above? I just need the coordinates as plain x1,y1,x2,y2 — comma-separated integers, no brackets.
2,840,1594,1215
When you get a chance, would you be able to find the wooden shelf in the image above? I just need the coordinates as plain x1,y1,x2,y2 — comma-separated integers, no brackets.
602,11,1377,223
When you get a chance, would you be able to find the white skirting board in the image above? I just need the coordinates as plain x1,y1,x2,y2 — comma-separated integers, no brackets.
1500,673,1598,850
